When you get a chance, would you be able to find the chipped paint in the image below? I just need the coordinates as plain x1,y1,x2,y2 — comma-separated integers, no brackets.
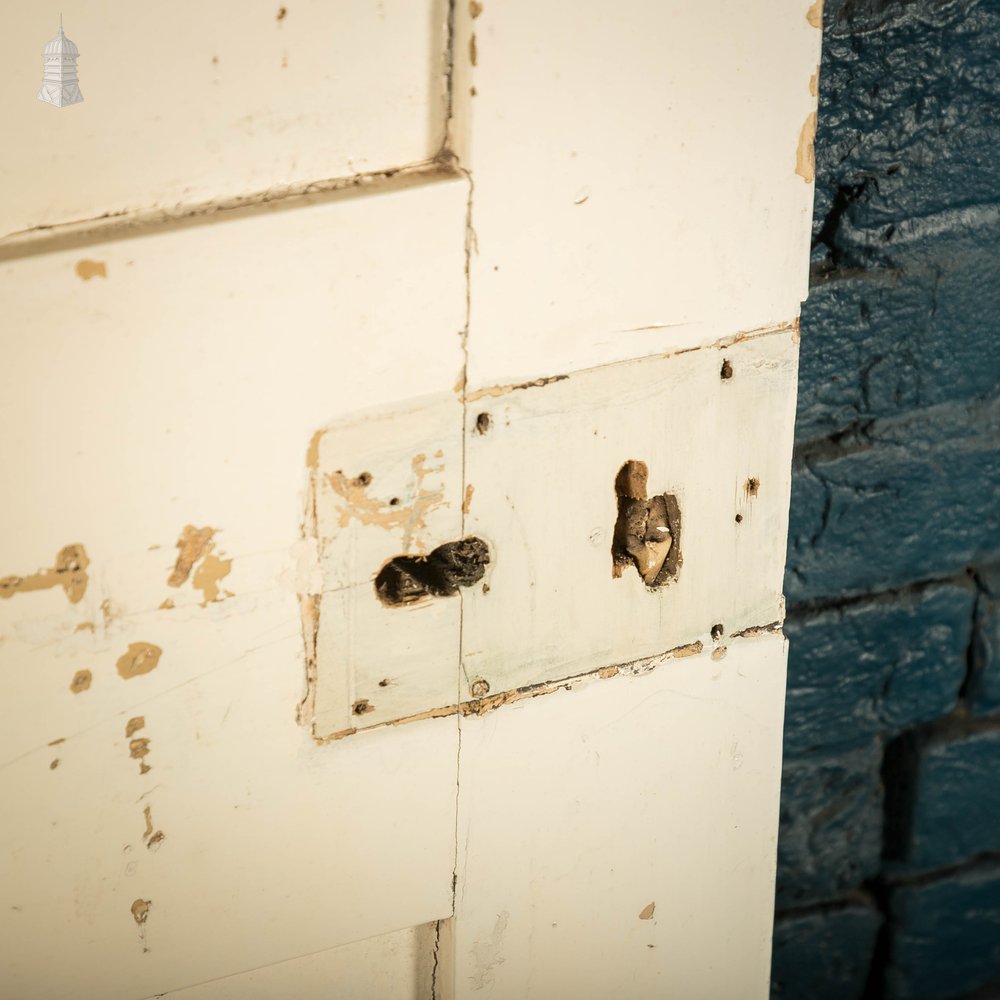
74,259,107,280
167,526,216,587
316,638,708,742
469,0,483,16
469,33,478,67
730,621,782,639
466,374,569,403
0,544,89,604
639,902,656,920
158,598,175,610
49,758,59,770
296,593,321,728
796,111,817,183
142,805,165,849
129,738,152,775
116,642,162,680
70,669,92,694
131,898,151,952
806,0,823,28
192,553,233,606
125,716,145,738
809,68,819,98
326,453,447,554
462,484,475,514
470,910,508,990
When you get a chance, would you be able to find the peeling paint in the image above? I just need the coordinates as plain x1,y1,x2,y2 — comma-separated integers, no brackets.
116,642,162,680
466,374,569,403
192,552,233,606
730,620,783,639
167,526,216,588
74,259,106,281
327,453,447,554
129,738,152,775
0,544,89,604
796,111,818,183
70,669,92,694
142,805,165,849
470,910,507,990
317,638,708,742
131,898,151,952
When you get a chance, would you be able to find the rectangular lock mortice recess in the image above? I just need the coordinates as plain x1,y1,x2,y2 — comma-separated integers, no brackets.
305,329,797,741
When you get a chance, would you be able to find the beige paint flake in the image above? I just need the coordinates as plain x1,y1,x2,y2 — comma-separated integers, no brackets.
74,259,107,281
116,642,162,680
796,111,817,183
131,898,152,952
192,553,233,606
129,738,152,775
326,453,447,554
0,544,89,604
167,526,216,587
142,805,165,849
70,669,92,694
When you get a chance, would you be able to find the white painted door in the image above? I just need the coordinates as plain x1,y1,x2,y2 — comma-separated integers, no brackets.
0,3,821,998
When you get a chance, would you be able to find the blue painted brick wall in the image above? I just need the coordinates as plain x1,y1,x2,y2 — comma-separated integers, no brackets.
771,902,881,999
885,862,1000,1000
772,0,1000,995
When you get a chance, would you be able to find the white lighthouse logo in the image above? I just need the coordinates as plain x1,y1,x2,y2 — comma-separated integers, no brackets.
37,16,83,108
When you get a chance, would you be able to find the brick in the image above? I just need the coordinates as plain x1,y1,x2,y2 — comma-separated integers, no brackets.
783,583,973,755
776,741,883,908
797,227,1000,443
885,862,1000,1000
896,728,1000,874
970,564,1000,715
786,395,1000,603
771,902,881,1000
812,0,1000,256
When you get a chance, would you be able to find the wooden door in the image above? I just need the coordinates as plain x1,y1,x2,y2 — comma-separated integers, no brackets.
0,3,821,997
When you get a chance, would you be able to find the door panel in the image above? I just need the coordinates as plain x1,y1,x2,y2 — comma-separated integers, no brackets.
0,0,451,239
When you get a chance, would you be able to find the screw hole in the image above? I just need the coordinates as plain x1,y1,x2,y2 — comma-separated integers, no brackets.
475,412,492,435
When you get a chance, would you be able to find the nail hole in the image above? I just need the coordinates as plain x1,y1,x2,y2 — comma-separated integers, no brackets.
354,471,372,487
720,359,734,380
389,497,400,506
352,699,374,716
735,513,743,523
378,678,390,687
711,623,724,641
375,537,490,607
745,477,760,497
471,679,490,697
475,412,492,435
